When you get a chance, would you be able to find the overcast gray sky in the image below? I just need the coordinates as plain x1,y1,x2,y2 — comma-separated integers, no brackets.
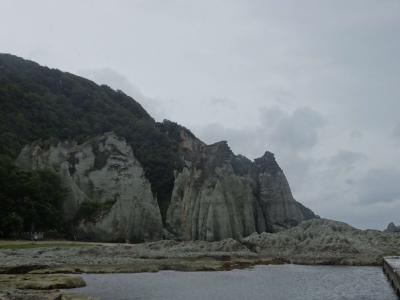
1,0,400,229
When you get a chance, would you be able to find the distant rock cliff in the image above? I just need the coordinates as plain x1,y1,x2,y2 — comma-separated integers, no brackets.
17,132,163,242
166,141,266,241
17,126,317,242
385,222,400,233
163,121,317,241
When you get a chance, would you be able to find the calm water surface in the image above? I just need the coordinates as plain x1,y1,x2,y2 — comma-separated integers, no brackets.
71,265,398,300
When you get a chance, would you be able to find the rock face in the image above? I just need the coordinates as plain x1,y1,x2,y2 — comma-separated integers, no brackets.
164,122,317,241
166,142,266,241
16,132,163,242
17,123,317,242
254,151,316,231
385,222,400,233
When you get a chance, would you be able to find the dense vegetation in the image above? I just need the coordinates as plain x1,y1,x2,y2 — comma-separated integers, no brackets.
0,54,182,224
0,155,65,237
76,200,117,223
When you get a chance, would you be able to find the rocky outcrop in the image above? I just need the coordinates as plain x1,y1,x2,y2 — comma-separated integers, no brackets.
166,142,266,241
1,219,399,270
16,123,317,242
0,274,93,300
16,132,163,242
243,218,400,265
385,222,400,233
255,151,316,231
165,122,317,241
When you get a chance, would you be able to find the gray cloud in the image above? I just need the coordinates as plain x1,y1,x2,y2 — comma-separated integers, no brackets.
196,106,325,160
328,150,367,169
260,107,325,152
357,169,400,204
393,123,400,140
209,97,236,109
349,131,364,139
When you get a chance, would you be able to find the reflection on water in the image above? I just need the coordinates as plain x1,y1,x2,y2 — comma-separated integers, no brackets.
71,265,398,300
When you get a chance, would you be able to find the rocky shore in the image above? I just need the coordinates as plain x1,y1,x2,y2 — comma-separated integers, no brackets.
1,219,400,299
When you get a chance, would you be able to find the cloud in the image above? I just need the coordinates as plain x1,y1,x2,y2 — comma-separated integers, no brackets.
196,106,325,159
260,107,325,152
209,97,236,109
349,131,363,139
393,123,400,140
357,168,400,204
328,150,367,170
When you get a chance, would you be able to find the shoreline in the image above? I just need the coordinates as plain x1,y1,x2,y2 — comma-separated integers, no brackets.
0,254,384,276
0,258,388,300
1,218,399,300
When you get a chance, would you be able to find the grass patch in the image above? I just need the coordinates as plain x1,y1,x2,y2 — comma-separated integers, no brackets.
77,199,116,223
0,241,96,249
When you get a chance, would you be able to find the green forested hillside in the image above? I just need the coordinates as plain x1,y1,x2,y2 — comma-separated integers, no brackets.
0,54,182,233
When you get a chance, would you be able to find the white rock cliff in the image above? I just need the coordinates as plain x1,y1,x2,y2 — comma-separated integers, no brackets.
164,124,317,241
17,126,317,242
16,132,163,242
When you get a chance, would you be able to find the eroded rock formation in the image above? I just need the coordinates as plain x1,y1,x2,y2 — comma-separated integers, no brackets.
164,122,317,241
16,132,163,242
166,142,266,241
17,123,317,242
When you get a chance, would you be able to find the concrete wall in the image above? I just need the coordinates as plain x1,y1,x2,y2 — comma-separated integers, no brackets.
383,257,400,296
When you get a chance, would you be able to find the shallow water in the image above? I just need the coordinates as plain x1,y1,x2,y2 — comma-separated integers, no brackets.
71,265,398,300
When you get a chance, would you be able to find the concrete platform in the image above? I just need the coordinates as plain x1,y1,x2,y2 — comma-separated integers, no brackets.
384,257,400,296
